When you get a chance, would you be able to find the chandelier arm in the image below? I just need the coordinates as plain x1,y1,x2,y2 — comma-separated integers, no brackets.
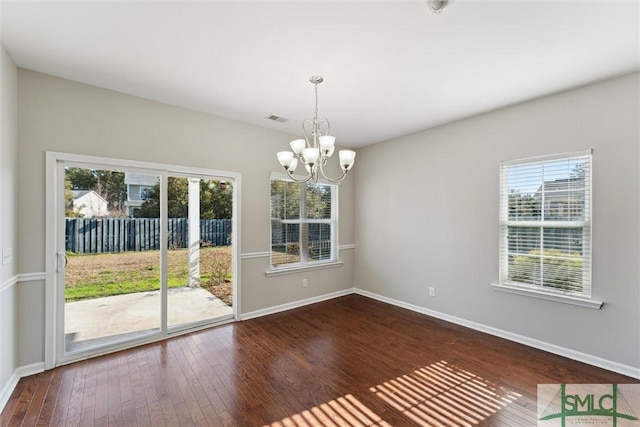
283,167,313,183
317,118,330,137
318,159,349,183
301,119,314,147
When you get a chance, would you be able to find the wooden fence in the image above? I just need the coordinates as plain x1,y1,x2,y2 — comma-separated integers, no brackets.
65,218,231,253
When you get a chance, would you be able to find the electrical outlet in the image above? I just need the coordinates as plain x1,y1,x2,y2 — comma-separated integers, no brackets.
2,247,12,265
429,287,436,297
303,279,308,288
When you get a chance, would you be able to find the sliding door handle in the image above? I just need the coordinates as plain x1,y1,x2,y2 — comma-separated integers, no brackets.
57,253,68,272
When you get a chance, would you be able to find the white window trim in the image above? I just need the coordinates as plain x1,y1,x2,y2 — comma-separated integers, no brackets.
491,283,602,309
496,149,599,307
267,174,339,275
265,260,343,277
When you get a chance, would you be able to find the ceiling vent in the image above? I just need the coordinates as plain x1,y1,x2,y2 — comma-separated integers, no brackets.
265,115,288,123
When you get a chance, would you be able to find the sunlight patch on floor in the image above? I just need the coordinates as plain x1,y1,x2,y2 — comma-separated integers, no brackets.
265,394,392,427
370,360,521,426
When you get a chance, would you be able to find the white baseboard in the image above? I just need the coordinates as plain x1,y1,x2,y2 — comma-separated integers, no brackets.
354,288,640,380
15,362,45,379
0,362,45,413
0,371,19,413
241,288,355,321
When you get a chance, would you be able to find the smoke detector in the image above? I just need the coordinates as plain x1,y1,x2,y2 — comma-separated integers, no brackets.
427,0,448,14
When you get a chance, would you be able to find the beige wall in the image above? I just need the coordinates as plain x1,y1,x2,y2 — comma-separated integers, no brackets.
353,73,640,370
0,49,18,284
16,69,355,364
9,64,638,393
0,44,19,406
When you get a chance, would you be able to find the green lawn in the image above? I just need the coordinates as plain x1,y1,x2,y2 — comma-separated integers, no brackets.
65,247,231,302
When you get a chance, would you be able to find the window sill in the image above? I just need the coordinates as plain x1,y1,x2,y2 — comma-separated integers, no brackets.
265,261,343,277
491,283,603,309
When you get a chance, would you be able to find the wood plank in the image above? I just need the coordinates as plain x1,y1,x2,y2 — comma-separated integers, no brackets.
81,355,98,411
78,404,96,427
15,372,52,427
48,364,80,426
2,295,638,426
35,369,63,427
107,355,123,427
92,357,110,421
64,361,88,425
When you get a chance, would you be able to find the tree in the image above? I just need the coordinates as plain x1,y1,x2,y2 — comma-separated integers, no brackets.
137,177,232,219
199,180,233,219
270,180,333,220
508,190,539,219
65,167,126,214
571,161,587,180
66,168,97,190
306,183,332,219
64,174,83,217
270,180,300,220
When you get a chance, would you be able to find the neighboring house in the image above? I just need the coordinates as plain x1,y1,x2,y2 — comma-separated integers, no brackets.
525,177,586,253
534,177,585,220
71,190,109,218
124,172,158,217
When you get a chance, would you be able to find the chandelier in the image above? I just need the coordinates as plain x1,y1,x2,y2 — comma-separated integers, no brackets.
277,76,356,183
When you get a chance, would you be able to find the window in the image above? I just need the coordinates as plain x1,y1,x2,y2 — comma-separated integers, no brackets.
499,150,592,298
270,176,337,269
140,186,153,200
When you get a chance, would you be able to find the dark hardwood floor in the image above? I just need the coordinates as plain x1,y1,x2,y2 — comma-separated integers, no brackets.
2,294,638,426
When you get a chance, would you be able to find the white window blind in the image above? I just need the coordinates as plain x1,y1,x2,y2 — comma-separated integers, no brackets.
499,150,592,297
270,177,337,268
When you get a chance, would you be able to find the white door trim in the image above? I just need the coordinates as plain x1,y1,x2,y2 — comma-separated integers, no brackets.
45,151,241,369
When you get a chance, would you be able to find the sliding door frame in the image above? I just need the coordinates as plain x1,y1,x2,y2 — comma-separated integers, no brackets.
45,151,241,369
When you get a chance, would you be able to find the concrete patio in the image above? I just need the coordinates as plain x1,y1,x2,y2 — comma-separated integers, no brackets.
65,286,233,352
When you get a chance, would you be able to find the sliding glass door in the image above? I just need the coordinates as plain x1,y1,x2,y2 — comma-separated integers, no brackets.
49,154,238,365
63,167,162,354
165,175,234,330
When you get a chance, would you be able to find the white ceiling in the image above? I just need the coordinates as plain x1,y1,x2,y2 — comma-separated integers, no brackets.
1,1,638,148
